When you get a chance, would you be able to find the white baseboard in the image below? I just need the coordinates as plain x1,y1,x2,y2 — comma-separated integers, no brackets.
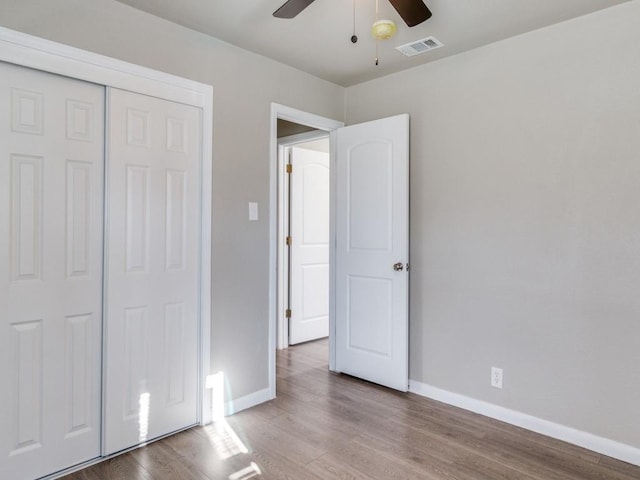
225,387,273,416
409,380,640,467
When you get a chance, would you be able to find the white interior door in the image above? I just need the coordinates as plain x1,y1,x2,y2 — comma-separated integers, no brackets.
0,62,104,479
335,114,409,392
104,88,201,454
289,146,330,345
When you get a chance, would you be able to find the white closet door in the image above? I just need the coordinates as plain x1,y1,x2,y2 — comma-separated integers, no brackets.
0,62,104,479
104,88,201,454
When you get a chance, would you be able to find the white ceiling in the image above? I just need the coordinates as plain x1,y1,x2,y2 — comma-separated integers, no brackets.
115,0,629,87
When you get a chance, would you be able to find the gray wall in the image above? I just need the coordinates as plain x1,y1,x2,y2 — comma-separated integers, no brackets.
346,1,640,448
0,0,345,401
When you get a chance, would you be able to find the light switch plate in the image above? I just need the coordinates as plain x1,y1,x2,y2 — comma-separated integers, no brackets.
249,202,259,221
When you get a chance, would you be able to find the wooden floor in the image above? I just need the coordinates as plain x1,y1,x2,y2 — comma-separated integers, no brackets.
63,339,640,480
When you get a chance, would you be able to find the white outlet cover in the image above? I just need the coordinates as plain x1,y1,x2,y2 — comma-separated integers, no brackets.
491,367,503,389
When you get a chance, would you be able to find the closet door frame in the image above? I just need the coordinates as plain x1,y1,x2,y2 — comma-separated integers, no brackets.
0,26,214,434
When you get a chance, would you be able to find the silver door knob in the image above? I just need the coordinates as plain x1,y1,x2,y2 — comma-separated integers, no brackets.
393,262,404,271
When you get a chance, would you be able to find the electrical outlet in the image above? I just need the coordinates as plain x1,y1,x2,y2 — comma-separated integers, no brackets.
491,367,503,389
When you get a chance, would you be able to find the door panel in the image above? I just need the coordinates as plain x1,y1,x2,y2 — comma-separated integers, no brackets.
0,62,104,480
289,146,330,345
104,88,200,454
348,143,393,251
335,114,409,392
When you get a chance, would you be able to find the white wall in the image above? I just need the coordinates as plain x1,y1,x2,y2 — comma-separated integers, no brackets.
346,1,640,449
0,0,345,403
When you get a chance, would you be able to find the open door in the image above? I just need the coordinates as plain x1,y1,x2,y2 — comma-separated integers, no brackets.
334,114,409,392
289,146,330,345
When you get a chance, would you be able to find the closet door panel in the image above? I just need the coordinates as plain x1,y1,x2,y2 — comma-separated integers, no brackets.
0,62,104,480
104,88,200,455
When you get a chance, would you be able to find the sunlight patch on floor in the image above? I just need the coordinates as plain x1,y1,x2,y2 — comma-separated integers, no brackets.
205,371,255,463
204,420,249,460
229,461,262,480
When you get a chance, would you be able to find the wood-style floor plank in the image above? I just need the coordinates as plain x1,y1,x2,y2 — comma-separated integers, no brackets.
61,338,640,480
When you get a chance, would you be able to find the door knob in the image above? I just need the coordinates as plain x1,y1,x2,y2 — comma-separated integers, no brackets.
393,262,404,271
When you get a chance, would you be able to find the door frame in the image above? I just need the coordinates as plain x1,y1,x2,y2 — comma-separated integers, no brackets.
0,26,215,430
277,131,330,350
269,104,343,397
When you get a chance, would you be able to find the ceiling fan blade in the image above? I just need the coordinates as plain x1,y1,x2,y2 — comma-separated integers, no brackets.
387,0,432,27
273,0,316,19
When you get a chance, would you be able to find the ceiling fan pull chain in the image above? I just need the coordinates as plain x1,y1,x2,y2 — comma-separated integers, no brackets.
375,39,379,66
374,0,379,66
351,0,358,43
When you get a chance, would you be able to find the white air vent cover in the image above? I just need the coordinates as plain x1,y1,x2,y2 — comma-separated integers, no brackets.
396,36,443,57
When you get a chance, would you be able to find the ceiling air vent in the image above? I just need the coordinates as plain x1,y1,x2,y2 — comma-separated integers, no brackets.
396,36,443,57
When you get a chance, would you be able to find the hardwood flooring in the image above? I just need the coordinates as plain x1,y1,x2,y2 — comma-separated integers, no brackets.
62,339,640,479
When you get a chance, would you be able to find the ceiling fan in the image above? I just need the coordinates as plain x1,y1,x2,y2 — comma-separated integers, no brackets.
273,0,432,28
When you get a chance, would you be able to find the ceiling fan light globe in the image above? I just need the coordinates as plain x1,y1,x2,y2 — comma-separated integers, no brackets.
371,19,397,40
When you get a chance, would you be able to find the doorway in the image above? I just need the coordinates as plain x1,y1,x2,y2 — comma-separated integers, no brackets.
269,105,411,399
268,104,343,398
